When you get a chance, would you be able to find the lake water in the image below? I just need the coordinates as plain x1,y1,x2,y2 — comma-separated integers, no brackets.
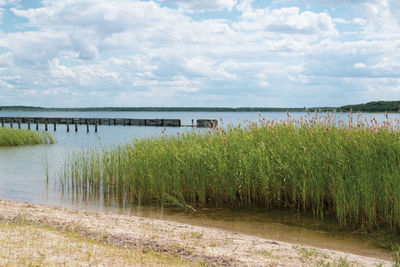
0,111,398,260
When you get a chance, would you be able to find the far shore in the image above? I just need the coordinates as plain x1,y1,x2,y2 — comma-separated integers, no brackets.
0,199,392,266
2,100,400,113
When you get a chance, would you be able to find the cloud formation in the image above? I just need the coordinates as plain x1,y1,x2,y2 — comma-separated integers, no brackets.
0,0,398,107
235,6,337,37
163,0,237,12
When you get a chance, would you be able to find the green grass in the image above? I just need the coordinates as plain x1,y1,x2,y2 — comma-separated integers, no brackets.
0,127,54,146
59,112,400,234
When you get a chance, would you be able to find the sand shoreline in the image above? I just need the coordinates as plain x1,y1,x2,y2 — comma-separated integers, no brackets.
0,199,392,266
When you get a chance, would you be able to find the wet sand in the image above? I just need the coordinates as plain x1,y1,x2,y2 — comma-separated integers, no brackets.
0,199,392,266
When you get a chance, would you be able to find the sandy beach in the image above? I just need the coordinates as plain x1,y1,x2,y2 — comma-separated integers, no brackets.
0,199,392,266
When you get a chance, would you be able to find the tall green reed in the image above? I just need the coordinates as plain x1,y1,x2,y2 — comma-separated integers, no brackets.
59,112,400,233
0,128,54,146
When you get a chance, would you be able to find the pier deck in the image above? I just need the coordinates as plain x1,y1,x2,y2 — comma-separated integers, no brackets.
0,117,217,132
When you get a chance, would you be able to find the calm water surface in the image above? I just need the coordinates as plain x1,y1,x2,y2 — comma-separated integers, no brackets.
1,111,398,260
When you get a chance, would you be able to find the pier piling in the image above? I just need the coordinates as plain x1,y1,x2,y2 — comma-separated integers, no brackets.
0,117,217,132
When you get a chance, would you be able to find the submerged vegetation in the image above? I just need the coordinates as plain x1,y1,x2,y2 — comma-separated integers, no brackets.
0,128,54,146
60,112,400,234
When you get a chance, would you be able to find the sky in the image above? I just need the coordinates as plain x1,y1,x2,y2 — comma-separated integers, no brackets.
0,0,399,108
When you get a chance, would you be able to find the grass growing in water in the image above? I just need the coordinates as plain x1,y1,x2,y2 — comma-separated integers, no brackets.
59,112,400,234
0,128,54,146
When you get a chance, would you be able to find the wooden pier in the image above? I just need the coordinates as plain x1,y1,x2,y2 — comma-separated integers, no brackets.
0,117,217,132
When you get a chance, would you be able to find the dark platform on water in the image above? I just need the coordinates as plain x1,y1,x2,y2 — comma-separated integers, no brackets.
0,117,218,132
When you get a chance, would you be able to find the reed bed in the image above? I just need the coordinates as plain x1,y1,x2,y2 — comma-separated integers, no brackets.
0,128,54,146
59,112,400,233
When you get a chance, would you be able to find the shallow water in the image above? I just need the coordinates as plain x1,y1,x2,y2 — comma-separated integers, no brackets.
133,207,391,261
0,111,398,261
56,199,390,260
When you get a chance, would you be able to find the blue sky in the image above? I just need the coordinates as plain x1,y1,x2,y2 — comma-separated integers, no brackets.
0,0,399,107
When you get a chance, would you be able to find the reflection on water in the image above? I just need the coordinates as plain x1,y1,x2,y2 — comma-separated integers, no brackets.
1,111,399,261
56,183,393,260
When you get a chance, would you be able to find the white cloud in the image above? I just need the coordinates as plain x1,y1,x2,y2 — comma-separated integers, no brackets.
0,79,12,88
236,0,252,12
0,0,19,22
355,0,400,35
354,62,367,69
234,6,338,37
12,0,184,31
49,58,76,79
163,0,237,12
333,18,366,25
0,0,398,107
0,0,18,6
69,30,99,60
303,39,400,78
0,30,69,66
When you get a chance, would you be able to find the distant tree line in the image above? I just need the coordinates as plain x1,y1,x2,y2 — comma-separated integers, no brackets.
337,101,400,113
0,101,399,113
0,106,309,112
